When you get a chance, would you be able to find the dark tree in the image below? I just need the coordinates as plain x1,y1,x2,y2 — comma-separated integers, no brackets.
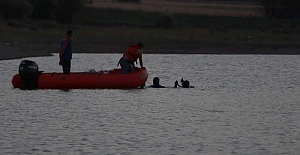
55,0,84,23
27,0,57,20
259,0,300,18
116,0,141,3
0,0,33,19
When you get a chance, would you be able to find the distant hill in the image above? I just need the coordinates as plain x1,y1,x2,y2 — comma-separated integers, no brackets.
178,0,257,1
169,0,258,3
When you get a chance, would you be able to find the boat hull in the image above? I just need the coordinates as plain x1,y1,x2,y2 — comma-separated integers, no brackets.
12,68,148,89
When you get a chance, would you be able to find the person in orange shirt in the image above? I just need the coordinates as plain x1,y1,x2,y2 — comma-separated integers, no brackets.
118,43,144,74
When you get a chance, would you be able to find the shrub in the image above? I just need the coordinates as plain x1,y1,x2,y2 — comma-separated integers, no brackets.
82,0,93,4
258,0,300,18
0,0,33,19
156,14,176,29
27,0,58,20
7,20,20,27
116,0,142,3
55,0,84,23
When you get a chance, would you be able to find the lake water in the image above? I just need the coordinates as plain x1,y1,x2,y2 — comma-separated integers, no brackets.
0,54,299,155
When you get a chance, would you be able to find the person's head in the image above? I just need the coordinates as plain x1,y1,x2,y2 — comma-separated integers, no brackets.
182,80,190,88
153,77,160,86
67,30,74,39
137,43,144,48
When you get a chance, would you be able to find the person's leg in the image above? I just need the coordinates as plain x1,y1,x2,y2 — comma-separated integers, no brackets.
128,63,134,73
125,61,134,73
62,60,71,74
119,58,133,74
119,58,128,73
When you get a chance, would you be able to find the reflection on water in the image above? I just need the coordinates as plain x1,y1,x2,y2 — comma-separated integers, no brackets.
0,54,299,155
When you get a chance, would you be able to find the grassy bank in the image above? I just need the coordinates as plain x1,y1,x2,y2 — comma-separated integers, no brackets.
73,7,300,32
2,7,299,45
1,19,299,48
0,6,300,60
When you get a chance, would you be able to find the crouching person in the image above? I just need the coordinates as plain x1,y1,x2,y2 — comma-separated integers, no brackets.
119,43,144,74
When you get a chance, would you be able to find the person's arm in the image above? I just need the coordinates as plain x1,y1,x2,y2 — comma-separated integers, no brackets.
59,46,66,65
137,49,143,68
59,41,68,65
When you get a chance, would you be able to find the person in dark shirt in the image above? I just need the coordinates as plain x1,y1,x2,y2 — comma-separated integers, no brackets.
59,30,74,74
174,78,194,88
149,77,165,88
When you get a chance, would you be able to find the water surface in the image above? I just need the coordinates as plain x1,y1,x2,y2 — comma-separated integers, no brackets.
0,54,299,155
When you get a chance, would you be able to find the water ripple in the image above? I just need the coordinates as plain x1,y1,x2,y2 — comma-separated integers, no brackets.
0,54,299,155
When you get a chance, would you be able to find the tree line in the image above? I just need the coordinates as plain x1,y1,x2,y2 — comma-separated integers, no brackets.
258,0,300,18
0,0,89,23
0,0,299,23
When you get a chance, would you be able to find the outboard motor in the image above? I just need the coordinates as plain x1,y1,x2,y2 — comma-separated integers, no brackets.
19,60,40,90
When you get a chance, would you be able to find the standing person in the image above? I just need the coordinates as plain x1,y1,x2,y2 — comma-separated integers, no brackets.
59,30,74,74
118,43,144,74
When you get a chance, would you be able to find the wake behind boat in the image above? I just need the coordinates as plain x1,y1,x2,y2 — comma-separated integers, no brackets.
12,60,148,90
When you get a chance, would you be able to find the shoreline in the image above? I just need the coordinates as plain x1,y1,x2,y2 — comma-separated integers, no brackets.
1,43,299,61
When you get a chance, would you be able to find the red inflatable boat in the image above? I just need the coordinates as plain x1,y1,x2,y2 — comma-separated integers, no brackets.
12,60,148,90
